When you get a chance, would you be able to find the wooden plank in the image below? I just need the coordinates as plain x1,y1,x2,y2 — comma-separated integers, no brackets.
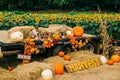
3,50,21,55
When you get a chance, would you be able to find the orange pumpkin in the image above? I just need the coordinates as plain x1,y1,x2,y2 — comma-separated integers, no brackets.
72,26,84,37
107,59,114,65
64,55,71,61
53,34,61,40
58,51,64,57
54,62,64,75
111,55,120,62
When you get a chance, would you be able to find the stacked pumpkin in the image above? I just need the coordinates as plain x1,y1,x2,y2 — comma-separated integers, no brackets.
58,51,71,61
53,51,71,75
107,54,120,65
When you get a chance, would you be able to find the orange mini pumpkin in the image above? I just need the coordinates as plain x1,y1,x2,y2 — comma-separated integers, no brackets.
64,55,71,61
58,51,64,57
107,59,114,65
72,26,84,37
53,34,61,40
111,55,120,62
54,62,64,75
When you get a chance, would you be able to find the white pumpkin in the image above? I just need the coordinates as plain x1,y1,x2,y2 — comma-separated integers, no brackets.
66,30,73,36
41,69,53,80
100,55,107,64
10,32,24,42
0,47,3,58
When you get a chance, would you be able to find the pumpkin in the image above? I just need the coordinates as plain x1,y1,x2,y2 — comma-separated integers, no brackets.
107,59,114,65
41,69,53,80
58,51,64,57
66,30,73,36
64,55,71,61
111,54,120,62
0,47,3,58
10,31,24,42
100,55,107,64
54,62,64,75
72,26,84,37
53,34,60,40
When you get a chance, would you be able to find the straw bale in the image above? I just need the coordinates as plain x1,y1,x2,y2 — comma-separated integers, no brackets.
12,61,54,80
0,67,15,80
8,26,33,39
45,24,72,34
69,50,100,61
0,30,12,43
44,50,100,65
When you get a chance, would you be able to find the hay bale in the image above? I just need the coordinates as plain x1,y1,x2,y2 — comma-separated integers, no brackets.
0,67,15,80
12,61,54,80
45,24,72,33
69,50,100,61
44,50,100,65
0,30,12,43
44,55,80,65
8,26,33,39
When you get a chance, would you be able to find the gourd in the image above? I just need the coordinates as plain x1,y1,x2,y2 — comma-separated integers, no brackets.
111,55,120,62
53,34,60,40
10,31,24,42
54,62,64,75
64,55,71,61
0,47,3,58
66,30,73,36
58,51,64,57
100,56,107,64
72,26,84,37
41,69,53,80
107,59,114,65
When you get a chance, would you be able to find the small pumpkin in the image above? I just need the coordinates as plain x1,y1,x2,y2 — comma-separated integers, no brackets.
111,54,120,62
72,26,84,37
100,55,107,64
66,30,73,36
41,69,53,80
10,31,24,42
64,55,71,61
54,62,64,75
107,59,114,65
58,51,64,57
53,34,61,40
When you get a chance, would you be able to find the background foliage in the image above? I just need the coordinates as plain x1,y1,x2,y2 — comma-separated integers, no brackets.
0,11,120,39
0,0,120,12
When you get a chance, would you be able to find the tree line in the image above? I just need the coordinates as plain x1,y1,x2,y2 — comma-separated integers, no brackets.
0,0,119,12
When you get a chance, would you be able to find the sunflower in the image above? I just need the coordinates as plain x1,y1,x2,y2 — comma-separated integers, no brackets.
90,17,95,22
35,17,41,23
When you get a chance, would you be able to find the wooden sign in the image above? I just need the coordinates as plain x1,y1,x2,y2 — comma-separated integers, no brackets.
64,58,101,73
17,54,31,60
